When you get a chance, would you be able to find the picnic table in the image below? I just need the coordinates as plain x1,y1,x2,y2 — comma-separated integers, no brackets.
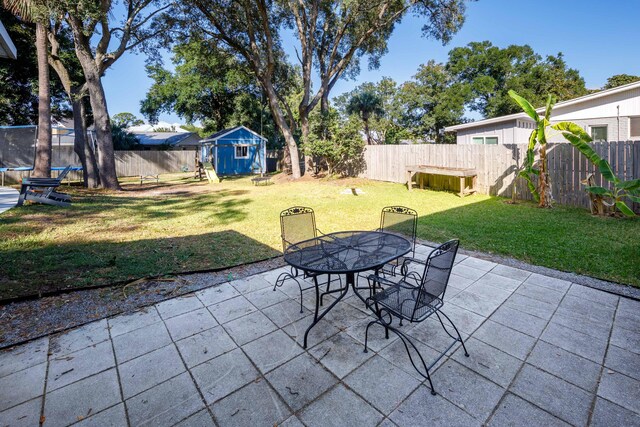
406,165,477,197
284,230,411,348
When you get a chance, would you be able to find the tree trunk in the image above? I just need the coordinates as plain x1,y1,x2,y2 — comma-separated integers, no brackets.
72,95,100,188
364,118,372,145
538,144,552,207
264,82,301,179
33,22,51,178
79,60,120,189
300,115,316,175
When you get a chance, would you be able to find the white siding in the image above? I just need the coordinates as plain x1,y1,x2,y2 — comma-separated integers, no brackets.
456,87,640,144
456,119,533,144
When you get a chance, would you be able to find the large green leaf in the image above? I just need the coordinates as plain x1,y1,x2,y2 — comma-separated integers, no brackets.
509,90,540,122
627,194,640,203
552,121,592,142
584,186,611,196
597,159,620,184
544,94,556,121
615,201,636,217
527,129,536,151
560,131,602,164
537,120,547,144
518,170,539,202
618,179,640,191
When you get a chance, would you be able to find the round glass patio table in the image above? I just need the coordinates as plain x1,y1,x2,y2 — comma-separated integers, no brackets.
284,230,411,347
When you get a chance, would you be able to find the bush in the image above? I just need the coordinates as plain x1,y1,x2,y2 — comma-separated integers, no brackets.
303,110,366,177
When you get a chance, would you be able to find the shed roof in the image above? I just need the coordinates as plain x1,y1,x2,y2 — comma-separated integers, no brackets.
200,125,267,143
445,80,640,132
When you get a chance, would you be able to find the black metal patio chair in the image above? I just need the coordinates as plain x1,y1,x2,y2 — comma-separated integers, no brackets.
273,206,341,312
377,206,420,277
363,239,469,395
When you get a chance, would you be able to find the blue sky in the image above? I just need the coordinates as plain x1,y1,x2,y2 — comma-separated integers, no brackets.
102,0,640,124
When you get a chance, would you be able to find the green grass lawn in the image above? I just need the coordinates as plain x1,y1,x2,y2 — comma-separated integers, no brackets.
1,173,638,299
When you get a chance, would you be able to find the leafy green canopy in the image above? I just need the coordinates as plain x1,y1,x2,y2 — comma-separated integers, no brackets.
0,10,71,125
141,38,294,144
447,41,588,118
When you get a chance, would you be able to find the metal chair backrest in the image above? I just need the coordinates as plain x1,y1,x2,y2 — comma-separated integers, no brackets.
380,206,417,254
412,239,459,319
280,206,317,252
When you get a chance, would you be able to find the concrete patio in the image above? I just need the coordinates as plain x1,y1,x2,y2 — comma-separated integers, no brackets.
0,245,638,426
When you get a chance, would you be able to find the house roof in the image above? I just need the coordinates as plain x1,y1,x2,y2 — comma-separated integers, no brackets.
134,132,200,146
0,20,16,60
445,80,640,132
200,125,267,143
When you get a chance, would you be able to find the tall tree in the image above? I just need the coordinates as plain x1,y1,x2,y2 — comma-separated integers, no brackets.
111,112,144,128
398,60,467,143
447,41,587,118
179,0,467,178
0,9,70,125
345,90,383,145
55,0,173,189
603,74,640,89
46,19,101,187
140,37,291,143
3,0,54,177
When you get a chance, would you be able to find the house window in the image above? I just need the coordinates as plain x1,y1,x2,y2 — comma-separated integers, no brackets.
630,117,640,139
591,125,608,142
472,136,499,144
235,145,249,158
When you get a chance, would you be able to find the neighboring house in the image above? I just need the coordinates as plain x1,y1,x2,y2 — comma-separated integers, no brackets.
133,132,201,150
200,126,266,175
128,121,191,133
0,20,16,59
445,81,640,144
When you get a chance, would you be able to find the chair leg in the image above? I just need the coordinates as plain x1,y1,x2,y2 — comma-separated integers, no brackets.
435,311,469,357
273,272,303,313
365,319,437,395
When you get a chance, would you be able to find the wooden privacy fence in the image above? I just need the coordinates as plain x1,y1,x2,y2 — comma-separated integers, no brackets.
361,141,640,212
1,148,196,183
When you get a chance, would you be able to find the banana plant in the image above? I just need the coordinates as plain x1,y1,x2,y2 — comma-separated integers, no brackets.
552,122,640,216
508,90,555,207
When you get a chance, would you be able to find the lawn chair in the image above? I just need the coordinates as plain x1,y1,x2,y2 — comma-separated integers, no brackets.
16,179,70,207
23,165,72,185
17,165,73,207
273,206,341,312
363,239,469,395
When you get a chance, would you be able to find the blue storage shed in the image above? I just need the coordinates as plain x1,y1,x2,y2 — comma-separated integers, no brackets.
199,126,267,175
